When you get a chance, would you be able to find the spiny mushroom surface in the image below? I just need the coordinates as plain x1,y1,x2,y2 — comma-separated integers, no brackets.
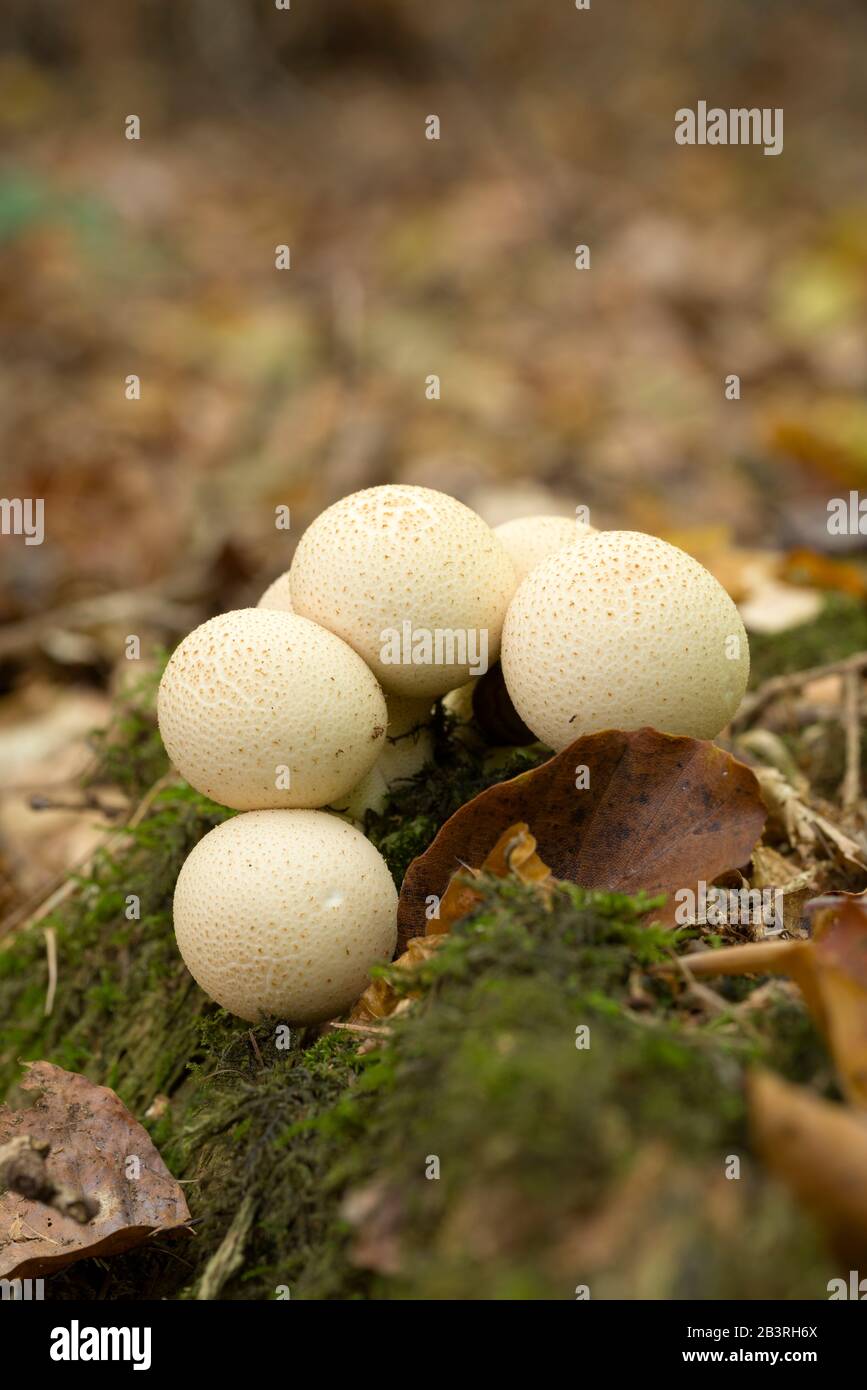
289,484,516,697
493,513,596,584
256,571,293,612
173,809,398,1023
158,608,386,810
501,530,749,748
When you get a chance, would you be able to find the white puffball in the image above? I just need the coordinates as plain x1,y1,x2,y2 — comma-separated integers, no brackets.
158,608,387,810
173,809,398,1023
337,694,433,820
256,572,293,612
501,531,749,749
493,514,596,584
289,484,516,697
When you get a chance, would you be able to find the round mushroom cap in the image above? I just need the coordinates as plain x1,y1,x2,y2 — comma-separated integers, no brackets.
158,608,387,810
493,514,596,584
289,484,516,697
501,531,750,749
256,571,293,612
173,809,398,1023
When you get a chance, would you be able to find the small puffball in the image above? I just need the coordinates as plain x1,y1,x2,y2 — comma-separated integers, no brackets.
158,608,387,810
493,514,596,584
376,694,434,789
173,809,398,1023
337,694,433,820
501,531,749,749
289,484,516,697
256,572,293,612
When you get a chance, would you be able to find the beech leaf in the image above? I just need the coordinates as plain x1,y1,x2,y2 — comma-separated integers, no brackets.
0,1062,190,1280
398,728,766,948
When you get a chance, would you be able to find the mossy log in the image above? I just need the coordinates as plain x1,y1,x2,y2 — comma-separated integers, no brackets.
1,609,861,1299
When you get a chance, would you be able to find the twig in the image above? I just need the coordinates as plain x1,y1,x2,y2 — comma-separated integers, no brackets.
0,1136,99,1224
840,670,862,811
326,1020,392,1037
247,1031,265,1068
734,650,867,728
43,926,58,1017
0,590,197,661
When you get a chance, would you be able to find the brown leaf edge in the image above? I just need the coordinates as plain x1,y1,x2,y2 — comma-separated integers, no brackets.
0,1062,191,1280
397,727,766,950
351,824,553,1025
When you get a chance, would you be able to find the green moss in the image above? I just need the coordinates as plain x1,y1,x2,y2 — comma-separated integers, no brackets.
320,880,831,1299
366,723,548,884
0,687,837,1300
85,661,169,797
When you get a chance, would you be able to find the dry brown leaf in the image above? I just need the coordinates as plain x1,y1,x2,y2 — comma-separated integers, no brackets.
684,892,867,1105
398,728,766,948
351,823,552,1023
748,1068,867,1263
753,766,867,870
0,1062,190,1279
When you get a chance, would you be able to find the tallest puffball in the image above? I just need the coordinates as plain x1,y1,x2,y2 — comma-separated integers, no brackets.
289,485,516,697
501,531,749,749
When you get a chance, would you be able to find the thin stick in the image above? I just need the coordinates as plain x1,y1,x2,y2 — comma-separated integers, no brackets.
43,927,58,1017
734,650,867,727
247,1031,265,1068
840,670,862,811
326,1020,392,1037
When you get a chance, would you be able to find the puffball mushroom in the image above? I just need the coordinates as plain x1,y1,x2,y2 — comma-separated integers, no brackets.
338,694,434,820
256,571,293,612
173,809,398,1023
501,530,749,749
158,608,387,810
289,484,516,698
493,514,596,584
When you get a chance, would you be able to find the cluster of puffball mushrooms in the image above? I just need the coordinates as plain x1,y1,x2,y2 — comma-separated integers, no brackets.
159,485,750,1026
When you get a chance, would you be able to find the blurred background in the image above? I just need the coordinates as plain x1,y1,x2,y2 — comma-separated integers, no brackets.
1,0,867,921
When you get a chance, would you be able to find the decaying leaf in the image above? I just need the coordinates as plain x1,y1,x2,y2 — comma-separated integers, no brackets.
427,821,553,937
753,765,867,870
683,892,867,1105
748,1068,867,1263
397,728,766,946
351,824,552,1023
0,1062,190,1279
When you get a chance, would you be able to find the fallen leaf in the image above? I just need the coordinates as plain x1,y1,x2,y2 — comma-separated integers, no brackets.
397,728,766,947
752,766,867,870
0,1062,190,1279
351,824,552,1023
739,581,822,634
682,892,867,1105
780,548,867,600
748,1068,867,1264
